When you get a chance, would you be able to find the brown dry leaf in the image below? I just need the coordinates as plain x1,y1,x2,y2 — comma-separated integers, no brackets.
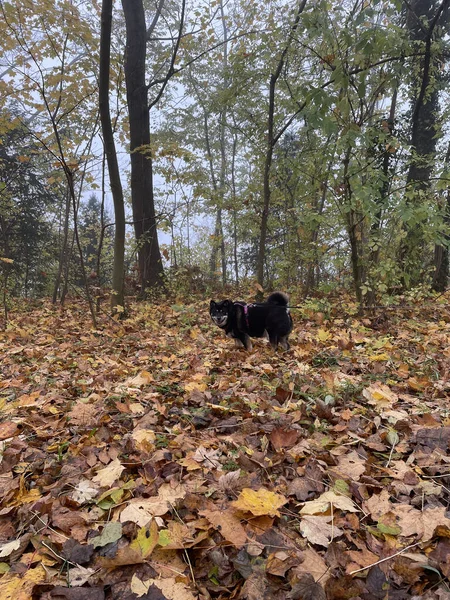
217,469,241,492
270,427,300,450
157,482,187,503
362,383,398,408
192,446,221,469
266,550,300,576
389,504,423,538
300,490,358,515
124,370,154,387
131,428,156,452
335,450,366,480
158,520,209,549
292,546,331,585
200,508,247,547
178,456,202,471
363,489,391,520
68,401,100,427
408,376,430,391
289,573,327,600
345,547,380,574
131,574,197,599
51,505,89,534
232,488,287,517
68,565,96,587
299,515,344,547
92,458,124,487
120,497,171,524
148,548,187,578
120,483,186,525
0,422,20,441
421,507,450,542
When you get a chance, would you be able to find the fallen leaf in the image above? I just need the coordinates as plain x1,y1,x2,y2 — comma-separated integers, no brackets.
232,488,287,517
91,521,123,548
201,508,247,547
0,539,21,558
300,490,358,515
363,383,397,408
299,515,344,547
92,458,124,487
131,574,197,599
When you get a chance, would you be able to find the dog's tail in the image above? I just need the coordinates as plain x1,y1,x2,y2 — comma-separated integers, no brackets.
266,291,289,306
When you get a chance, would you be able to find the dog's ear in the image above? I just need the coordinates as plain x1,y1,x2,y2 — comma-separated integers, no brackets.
210,300,216,308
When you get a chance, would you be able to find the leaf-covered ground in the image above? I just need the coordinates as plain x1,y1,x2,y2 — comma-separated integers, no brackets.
1,293,450,600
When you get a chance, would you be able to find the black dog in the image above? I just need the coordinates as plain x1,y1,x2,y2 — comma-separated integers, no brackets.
209,292,293,351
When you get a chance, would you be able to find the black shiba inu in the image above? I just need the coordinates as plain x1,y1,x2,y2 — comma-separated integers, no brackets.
209,292,293,351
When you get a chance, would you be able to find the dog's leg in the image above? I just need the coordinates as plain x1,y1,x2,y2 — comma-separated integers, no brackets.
241,333,252,351
279,336,290,351
268,332,278,350
234,338,245,348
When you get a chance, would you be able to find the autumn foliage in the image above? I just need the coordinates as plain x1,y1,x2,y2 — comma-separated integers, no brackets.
1,293,450,599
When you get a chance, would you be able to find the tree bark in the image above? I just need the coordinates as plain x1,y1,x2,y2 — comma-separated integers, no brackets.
400,0,450,286
432,141,450,291
121,0,164,294
99,0,126,311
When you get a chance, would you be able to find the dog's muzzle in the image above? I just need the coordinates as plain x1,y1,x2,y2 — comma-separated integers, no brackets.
213,315,228,327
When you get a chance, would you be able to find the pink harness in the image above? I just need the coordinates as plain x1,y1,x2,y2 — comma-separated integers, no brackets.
234,302,252,329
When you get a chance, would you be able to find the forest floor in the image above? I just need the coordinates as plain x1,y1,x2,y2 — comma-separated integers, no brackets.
1,291,450,600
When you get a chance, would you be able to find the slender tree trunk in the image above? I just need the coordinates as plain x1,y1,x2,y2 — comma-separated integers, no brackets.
304,166,330,297
201,0,229,286
122,0,164,295
432,141,450,291
95,149,107,313
256,1,307,290
52,185,71,303
231,134,239,286
60,229,75,305
342,147,364,306
366,88,397,306
99,0,126,311
203,109,221,280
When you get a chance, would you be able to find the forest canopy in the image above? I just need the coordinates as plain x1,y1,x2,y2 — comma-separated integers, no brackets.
1,0,450,311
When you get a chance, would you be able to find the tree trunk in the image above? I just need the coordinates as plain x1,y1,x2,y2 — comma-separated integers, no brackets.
342,147,364,306
99,0,126,311
52,185,71,303
231,134,239,286
255,1,307,291
366,87,397,307
121,0,164,295
432,141,450,291
399,0,450,286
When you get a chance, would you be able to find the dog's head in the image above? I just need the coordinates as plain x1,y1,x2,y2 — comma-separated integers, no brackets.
210,300,231,328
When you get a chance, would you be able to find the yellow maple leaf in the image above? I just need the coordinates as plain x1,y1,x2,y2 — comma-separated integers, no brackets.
185,380,207,392
317,329,331,341
232,488,287,517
